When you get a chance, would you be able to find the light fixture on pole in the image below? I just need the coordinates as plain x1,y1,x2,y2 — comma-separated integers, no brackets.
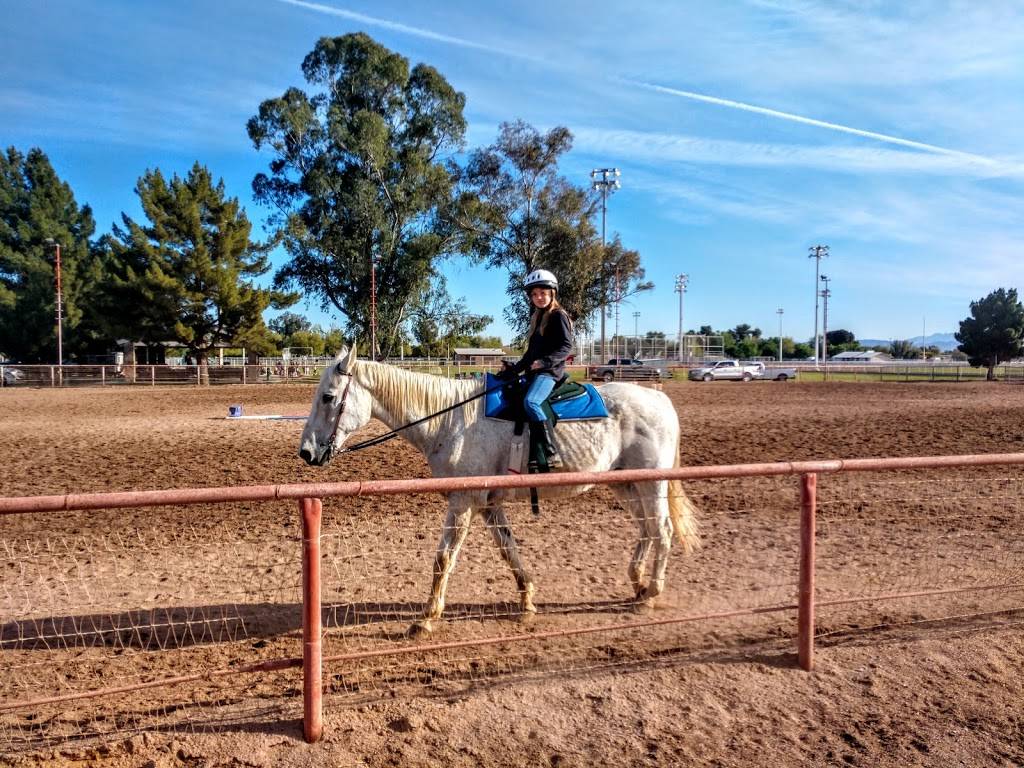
776,308,784,362
674,273,689,362
44,238,63,366
591,167,621,362
808,245,829,365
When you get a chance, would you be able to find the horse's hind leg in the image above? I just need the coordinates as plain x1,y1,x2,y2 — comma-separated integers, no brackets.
482,498,536,617
614,484,653,599
410,499,473,637
633,480,674,604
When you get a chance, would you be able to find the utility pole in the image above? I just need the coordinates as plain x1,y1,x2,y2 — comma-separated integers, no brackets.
591,168,621,362
44,238,63,366
675,273,688,362
776,308,784,362
370,254,377,360
808,245,829,365
633,311,640,357
820,275,831,369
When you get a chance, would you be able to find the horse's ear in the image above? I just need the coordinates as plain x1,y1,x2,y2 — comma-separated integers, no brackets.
345,345,358,373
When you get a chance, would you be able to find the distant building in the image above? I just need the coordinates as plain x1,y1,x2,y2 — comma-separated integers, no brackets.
453,347,507,365
830,350,892,363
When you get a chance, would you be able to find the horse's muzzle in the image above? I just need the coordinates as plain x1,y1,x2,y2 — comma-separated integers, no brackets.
298,444,332,466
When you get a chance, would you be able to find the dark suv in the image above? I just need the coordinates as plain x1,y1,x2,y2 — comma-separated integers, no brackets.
592,358,669,382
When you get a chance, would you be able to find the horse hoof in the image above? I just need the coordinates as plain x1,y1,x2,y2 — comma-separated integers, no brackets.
407,620,433,638
632,598,656,614
518,610,536,625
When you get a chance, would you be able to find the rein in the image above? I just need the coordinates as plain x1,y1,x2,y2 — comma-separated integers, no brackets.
331,374,509,456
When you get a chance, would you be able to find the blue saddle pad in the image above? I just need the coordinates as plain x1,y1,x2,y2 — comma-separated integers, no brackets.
484,373,609,421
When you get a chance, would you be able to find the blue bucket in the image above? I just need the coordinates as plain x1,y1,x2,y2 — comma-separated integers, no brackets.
228,404,243,418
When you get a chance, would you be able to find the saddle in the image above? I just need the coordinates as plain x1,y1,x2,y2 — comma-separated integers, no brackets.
485,373,610,516
484,373,609,423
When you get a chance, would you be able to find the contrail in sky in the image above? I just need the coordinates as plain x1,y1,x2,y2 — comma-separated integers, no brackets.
273,0,532,59
625,79,1002,168
272,1,1012,172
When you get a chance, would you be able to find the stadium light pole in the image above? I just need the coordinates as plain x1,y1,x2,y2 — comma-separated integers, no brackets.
808,245,829,366
44,238,63,366
675,273,688,362
777,308,784,362
591,168,621,362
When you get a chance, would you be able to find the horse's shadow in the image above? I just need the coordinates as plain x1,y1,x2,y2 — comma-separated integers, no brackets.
2,597,647,652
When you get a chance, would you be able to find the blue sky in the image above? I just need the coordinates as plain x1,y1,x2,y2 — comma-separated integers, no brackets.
4,0,1023,344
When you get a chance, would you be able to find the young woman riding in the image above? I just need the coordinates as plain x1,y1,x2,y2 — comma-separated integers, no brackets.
500,269,573,469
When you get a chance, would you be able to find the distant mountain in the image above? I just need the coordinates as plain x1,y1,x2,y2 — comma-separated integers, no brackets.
858,333,959,351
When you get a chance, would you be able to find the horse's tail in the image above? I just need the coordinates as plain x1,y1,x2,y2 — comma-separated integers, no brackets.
669,446,701,554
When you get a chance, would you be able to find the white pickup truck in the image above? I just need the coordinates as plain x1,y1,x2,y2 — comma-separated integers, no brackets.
688,359,762,382
688,360,799,382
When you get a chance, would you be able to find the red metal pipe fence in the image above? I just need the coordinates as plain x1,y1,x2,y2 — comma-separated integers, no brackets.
3,452,1024,745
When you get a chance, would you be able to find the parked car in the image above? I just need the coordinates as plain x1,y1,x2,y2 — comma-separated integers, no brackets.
753,362,799,381
688,359,763,382
1,366,24,385
591,358,670,382
689,360,799,382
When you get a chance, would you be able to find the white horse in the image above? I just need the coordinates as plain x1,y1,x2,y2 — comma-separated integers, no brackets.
299,347,699,635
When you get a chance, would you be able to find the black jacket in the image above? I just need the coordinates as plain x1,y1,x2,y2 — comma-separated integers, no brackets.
510,308,573,380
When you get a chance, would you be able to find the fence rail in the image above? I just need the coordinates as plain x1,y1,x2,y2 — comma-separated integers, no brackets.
2,452,1024,751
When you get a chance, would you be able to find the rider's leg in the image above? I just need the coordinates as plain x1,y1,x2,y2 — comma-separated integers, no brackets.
524,374,560,468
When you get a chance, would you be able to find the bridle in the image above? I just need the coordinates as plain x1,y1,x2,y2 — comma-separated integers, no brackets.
323,366,355,462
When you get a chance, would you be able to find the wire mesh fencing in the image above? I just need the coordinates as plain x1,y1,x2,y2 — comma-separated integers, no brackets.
316,478,805,709
0,506,304,755
3,458,1024,753
814,470,1024,641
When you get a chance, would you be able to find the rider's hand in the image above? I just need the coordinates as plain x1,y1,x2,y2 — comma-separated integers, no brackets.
530,361,542,371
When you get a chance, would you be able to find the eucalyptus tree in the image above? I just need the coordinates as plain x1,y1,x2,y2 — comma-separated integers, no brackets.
248,33,467,358
448,120,651,338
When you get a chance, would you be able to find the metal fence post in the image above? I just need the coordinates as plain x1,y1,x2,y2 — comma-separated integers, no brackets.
798,472,817,671
300,497,324,742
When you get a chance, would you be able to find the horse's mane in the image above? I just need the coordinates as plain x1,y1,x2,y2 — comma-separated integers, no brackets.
355,361,481,423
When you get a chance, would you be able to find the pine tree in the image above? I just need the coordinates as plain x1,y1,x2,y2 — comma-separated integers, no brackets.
0,147,97,362
956,288,1024,380
107,163,295,368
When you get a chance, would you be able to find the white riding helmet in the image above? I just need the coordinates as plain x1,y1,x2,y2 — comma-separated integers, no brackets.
524,269,558,293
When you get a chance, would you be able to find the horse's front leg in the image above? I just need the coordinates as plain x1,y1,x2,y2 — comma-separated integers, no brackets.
410,500,473,637
482,497,536,618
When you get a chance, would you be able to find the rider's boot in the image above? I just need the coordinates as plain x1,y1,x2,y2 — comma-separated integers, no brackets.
531,419,562,470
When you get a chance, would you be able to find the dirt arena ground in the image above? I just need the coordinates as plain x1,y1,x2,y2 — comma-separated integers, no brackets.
2,379,1024,767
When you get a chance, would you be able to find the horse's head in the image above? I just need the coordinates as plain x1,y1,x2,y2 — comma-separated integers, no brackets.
298,346,371,466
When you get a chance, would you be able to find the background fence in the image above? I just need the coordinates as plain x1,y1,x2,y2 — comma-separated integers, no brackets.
4,360,1024,388
2,455,1024,754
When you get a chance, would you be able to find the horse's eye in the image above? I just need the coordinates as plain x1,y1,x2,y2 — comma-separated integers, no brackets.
321,393,334,405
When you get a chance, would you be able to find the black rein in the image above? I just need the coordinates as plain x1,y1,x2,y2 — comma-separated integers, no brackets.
333,375,508,456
